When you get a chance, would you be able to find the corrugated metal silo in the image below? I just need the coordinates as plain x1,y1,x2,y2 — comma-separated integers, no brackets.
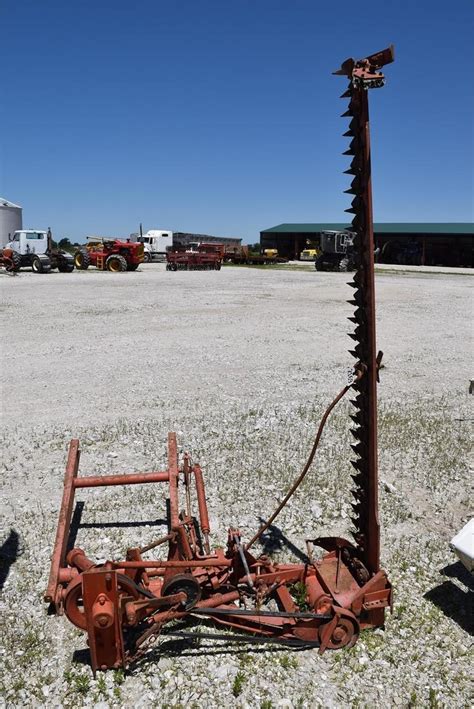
0,198,23,247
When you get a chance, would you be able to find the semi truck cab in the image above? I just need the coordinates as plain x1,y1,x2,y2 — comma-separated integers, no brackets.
8,230,48,255
5,229,74,273
137,230,173,262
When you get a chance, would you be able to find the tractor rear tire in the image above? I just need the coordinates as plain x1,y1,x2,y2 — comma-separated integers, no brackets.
106,254,127,272
9,251,21,272
214,262,222,270
32,255,51,273
74,250,90,270
127,263,139,271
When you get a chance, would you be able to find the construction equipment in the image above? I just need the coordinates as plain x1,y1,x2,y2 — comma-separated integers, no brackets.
315,231,356,272
224,245,288,265
166,242,223,271
0,229,74,273
263,248,278,258
45,47,394,673
300,248,321,262
74,237,144,272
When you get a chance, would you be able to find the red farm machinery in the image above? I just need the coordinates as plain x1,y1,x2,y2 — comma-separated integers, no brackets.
45,47,395,674
166,242,223,271
74,238,144,272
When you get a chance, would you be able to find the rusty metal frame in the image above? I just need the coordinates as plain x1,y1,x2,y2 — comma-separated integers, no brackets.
45,48,395,673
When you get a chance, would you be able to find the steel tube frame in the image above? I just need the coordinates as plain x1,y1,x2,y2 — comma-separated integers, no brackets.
111,558,233,569
44,439,80,603
74,471,169,488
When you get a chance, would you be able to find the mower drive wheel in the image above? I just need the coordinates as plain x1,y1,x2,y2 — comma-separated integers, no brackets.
318,612,359,651
106,254,127,272
161,573,201,610
74,250,90,270
64,573,140,630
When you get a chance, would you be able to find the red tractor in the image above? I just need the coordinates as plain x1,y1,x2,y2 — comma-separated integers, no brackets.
74,238,144,272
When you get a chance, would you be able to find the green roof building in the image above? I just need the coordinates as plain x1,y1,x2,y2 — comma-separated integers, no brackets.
260,223,473,266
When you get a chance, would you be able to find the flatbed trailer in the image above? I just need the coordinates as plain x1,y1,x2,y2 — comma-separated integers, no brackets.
224,246,288,265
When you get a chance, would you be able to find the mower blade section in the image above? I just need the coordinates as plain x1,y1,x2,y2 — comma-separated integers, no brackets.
337,51,393,574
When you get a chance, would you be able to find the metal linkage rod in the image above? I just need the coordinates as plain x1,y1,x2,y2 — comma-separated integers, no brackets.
246,376,361,551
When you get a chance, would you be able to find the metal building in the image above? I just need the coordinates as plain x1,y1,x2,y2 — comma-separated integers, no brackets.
260,223,473,267
0,198,22,247
173,232,242,249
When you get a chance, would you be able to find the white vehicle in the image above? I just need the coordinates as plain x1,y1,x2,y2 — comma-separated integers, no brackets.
137,230,173,262
4,229,74,273
451,519,474,573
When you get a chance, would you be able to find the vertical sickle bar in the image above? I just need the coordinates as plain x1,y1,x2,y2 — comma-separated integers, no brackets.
335,47,394,574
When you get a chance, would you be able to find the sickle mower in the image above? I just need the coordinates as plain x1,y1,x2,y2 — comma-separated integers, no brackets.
45,47,395,673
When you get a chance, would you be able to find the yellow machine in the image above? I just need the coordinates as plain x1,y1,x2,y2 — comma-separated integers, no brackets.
300,248,321,261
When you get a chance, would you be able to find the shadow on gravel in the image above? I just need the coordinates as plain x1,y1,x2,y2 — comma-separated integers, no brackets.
424,562,474,636
0,528,21,593
72,639,300,670
72,616,310,670
66,501,168,553
258,519,308,563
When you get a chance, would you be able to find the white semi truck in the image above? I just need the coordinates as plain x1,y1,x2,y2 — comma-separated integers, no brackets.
136,230,173,262
1,229,74,273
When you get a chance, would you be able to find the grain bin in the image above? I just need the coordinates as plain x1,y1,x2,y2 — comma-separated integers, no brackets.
0,198,22,247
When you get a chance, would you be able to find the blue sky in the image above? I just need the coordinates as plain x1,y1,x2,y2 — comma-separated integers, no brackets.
1,0,473,243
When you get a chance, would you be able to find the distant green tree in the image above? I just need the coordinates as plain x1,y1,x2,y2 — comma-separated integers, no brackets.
57,237,76,253
247,242,261,253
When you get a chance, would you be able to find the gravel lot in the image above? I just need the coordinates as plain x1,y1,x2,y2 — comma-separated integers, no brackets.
0,263,472,707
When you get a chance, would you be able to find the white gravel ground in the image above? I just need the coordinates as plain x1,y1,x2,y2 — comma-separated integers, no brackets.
0,263,472,708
